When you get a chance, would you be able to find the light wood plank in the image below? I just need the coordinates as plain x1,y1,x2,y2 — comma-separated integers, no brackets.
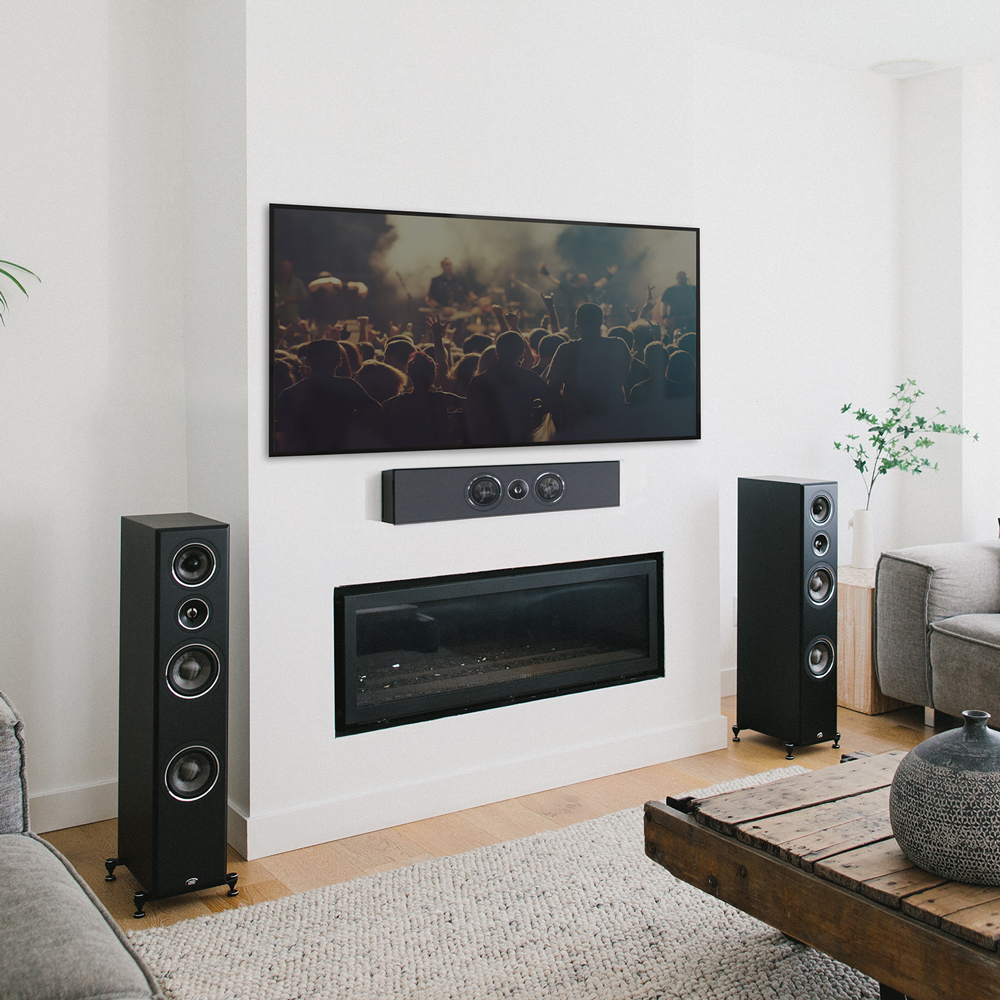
457,799,560,841
518,786,610,824
333,827,435,873
394,812,502,856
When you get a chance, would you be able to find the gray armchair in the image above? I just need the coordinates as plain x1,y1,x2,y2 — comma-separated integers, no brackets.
874,540,1000,720
0,690,163,1000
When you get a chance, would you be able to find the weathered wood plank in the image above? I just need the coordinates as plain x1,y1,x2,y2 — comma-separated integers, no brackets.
902,883,1000,927
813,838,912,890
781,809,895,871
941,898,1000,951
859,868,949,909
644,800,1000,1000
693,751,905,834
736,786,889,858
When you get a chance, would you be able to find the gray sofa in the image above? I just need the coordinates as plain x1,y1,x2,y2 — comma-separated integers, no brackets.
875,540,1000,720
0,690,163,1000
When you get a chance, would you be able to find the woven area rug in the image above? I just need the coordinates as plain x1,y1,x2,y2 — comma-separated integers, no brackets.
130,766,880,1000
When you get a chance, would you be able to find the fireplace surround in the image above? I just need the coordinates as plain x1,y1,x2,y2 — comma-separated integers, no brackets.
335,553,664,737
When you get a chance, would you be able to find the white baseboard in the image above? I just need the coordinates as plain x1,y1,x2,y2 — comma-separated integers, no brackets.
30,779,250,864
241,714,728,860
30,780,117,834
720,667,736,697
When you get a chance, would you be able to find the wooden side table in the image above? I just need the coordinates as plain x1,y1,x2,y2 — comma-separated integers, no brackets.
837,565,909,715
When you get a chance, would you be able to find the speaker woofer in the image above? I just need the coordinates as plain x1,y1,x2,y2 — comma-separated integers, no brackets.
807,566,835,605
806,638,835,678
164,746,219,801
465,475,503,510
533,472,565,503
165,645,220,699
810,494,833,525
171,544,216,588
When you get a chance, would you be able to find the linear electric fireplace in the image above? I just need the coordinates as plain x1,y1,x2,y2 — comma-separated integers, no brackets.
335,554,664,737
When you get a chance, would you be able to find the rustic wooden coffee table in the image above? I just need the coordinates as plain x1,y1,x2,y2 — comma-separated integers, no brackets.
644,752,1000,1000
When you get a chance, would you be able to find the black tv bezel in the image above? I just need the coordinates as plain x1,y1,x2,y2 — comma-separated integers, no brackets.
269,202,700,457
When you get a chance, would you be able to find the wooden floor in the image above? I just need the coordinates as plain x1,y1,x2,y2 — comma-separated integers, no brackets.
42,697,942,931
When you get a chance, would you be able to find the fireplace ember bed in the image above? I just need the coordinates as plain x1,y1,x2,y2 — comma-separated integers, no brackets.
335,554,664,736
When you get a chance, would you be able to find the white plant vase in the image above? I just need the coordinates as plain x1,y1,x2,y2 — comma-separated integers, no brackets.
849,508,876,569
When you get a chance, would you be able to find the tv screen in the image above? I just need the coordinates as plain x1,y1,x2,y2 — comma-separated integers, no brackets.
270,204,698,456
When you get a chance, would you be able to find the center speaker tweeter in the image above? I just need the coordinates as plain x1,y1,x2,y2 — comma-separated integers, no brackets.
105,513,238,918
732,477,840,759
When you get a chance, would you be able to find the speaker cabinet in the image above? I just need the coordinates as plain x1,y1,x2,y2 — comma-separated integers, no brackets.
382,461,619,524
733,477,840,758
106,513,237,917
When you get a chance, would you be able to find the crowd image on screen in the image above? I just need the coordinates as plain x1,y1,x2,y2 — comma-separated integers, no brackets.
272,232,698,455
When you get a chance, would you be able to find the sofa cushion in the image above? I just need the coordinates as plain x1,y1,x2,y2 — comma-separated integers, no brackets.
0,833,162,1000
930,614,1000,721
0,690,28,834
875,541,1000,708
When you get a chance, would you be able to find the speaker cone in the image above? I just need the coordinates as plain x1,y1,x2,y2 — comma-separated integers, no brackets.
806,638,835,678
165,645,220,698
534,472,565,503
812,532,830,557
807,567,835,605
172,544,216,587
810,494,833,525
164,746,219,801
465,475,502,510
177,598,210,630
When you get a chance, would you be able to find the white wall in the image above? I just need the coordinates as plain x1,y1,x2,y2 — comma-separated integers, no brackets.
239,2,901,856
178,0,252,831
897,70,965,547
0,1,190,831
894,65,1000,548
960,64,1000,542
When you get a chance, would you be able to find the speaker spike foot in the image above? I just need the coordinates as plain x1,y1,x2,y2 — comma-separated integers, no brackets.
226,872,239,897
104,858,120,882
732,726,741,742
133,891,147,919
785,744,795,760
832,733,841,749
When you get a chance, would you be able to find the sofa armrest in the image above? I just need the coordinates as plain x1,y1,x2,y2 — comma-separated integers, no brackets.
0,690,29,834
875,541,1000,708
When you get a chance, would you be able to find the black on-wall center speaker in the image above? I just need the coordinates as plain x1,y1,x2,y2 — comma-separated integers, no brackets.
733,477,840,759
105,513,238,917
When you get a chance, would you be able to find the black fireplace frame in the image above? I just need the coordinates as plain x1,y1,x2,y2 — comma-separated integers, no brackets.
334,553,664,737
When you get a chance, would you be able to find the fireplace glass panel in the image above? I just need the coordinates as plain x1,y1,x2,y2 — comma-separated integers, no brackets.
336,554,663,735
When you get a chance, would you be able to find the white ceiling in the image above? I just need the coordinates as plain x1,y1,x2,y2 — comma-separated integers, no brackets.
676,0,1000,72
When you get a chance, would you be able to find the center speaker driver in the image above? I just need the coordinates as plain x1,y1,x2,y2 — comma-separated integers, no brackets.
732,477,840,759
105,513,238,917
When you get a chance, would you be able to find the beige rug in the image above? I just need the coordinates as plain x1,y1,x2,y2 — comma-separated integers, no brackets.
130,766,879,999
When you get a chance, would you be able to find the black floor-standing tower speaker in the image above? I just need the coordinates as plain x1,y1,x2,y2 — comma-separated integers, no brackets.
105,513,238,917
733,477,840,759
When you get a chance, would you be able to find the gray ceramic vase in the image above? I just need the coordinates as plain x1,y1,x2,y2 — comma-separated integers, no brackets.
889,710,1000,885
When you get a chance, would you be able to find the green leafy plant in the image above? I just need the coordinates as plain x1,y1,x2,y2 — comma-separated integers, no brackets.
835,379,976,510
0,259,39,324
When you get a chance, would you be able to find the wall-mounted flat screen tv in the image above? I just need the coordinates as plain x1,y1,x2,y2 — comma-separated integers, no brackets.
270,204,698,456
